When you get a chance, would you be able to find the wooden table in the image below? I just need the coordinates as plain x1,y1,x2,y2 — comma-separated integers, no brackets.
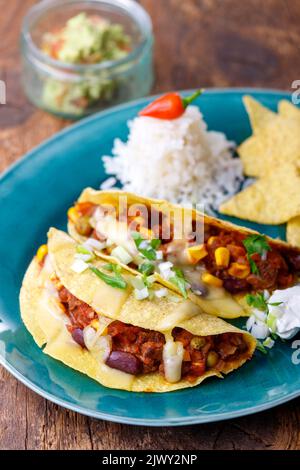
0,0,299,450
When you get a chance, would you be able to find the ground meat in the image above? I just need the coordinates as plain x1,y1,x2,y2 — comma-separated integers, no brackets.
58,287,97,331
107,321,165,374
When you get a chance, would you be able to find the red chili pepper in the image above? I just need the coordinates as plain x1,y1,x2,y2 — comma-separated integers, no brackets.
139,89,203,120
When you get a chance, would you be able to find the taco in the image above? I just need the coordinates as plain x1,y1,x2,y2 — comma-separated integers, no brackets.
67,189,300,319
19,228,255,392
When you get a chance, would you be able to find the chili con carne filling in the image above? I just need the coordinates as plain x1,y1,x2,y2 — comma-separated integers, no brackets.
56,284,250,382
71,202,300,295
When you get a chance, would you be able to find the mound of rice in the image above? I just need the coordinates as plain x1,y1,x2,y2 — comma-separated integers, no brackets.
102,105,243,210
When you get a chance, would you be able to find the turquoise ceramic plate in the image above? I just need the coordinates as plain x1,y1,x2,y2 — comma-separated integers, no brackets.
0,89,299,426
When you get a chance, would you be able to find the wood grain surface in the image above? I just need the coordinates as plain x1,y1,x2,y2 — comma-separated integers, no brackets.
0,0,300,450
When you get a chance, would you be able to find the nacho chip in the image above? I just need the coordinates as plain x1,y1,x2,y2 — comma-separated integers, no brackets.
238,97,300,178
220,163,300,224
287,216,300,247
279,100,300,121
243,95,276,132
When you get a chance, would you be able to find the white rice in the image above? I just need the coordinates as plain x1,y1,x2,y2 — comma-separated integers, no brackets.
102,106,243,211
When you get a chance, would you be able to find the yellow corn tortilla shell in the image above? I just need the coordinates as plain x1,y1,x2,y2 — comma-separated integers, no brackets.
19,228,256,393
68,188,300,316
287,216,300,247
220,163,300,224
238,97,300,178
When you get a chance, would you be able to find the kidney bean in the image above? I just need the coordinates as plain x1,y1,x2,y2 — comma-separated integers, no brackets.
223,278,248,294
71,328,85,348
106,351,142,375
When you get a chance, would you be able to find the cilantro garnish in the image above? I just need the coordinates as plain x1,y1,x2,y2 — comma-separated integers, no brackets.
246,293,283,315
256,341,267,354
243,235,271,275
245,292,268,311
138,262,155,276
90,265,127,289
169,267,188,299
131,231,161,261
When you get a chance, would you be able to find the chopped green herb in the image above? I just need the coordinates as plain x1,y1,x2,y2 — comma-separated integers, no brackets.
243,234,271,256
132,231,161,260
90,266,127,289
169,268,188,299
138,262,155,276
131,231,143,248
150,239,161,249
248,256,259,275
268,301,283,307
246,293,268,311
243,234,271,275
139,247,157,261
256,340,267,354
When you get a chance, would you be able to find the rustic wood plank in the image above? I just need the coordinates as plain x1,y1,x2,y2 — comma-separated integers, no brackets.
0,0,300,450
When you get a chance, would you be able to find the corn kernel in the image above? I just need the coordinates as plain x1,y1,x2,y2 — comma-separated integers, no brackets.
36,244,48,263
67,206,78,223
202,272,223,288
215,247,230,267
187,244,208,263
207,236,218,246
228,262,250,279
90,319,100,331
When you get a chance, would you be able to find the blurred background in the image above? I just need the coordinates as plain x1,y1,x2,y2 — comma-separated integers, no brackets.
0,0,300,451
0,0,300,173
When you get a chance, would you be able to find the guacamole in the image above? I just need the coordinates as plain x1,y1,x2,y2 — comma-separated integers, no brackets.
41,12,132,116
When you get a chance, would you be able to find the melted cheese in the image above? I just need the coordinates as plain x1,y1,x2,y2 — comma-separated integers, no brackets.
158,300,201,331
163,340,184,383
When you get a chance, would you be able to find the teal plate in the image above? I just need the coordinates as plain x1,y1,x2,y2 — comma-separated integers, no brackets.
0,89,299,426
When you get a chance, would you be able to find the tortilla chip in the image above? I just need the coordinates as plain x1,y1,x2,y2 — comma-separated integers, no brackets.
238,97,300,178
239,117,300,178
279,100,300,121
19,228,256,392
220,163,300,224
243,95,276,132
287,216,300,247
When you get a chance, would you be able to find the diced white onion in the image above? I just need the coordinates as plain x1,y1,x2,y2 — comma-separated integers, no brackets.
159,261,173,272
83,326,112,361
111,245,133,265
93,335,112,361
154,288,168,298
84,238,106,251
246,315,256,332
263,337,275,349
105,238,114,247
71,259,89,273
100,177,117,190
251,321,269,340
75,253,93,262
163,341,184,383
253,308,267,322
83,326,98,350
156,250,163,260
134,287,149,300
139,240,149,250
130,276,146,290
